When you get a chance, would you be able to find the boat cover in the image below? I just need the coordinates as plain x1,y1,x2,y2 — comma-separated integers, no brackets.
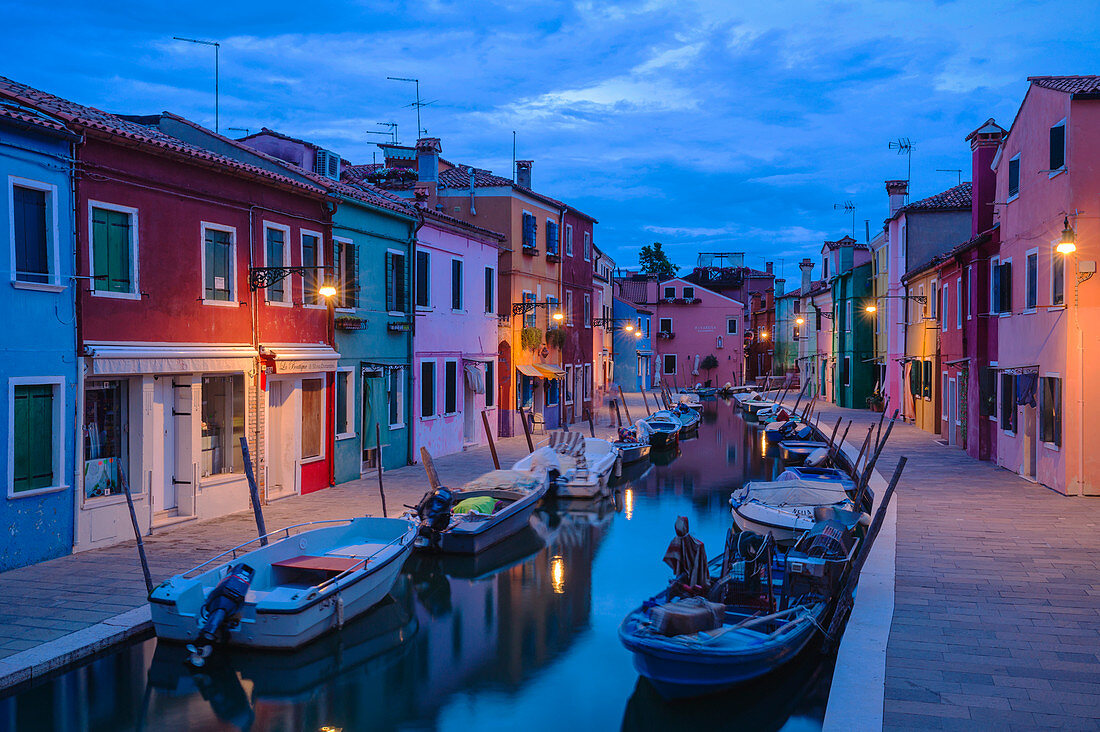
649,597,725,637
663,516,708,589
453,496,499,514
462,469,543,492
734,480,848,507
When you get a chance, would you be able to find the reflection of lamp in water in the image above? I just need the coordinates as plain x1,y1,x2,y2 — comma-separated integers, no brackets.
551,555,565,594
761,433,768,458
624,488,634,520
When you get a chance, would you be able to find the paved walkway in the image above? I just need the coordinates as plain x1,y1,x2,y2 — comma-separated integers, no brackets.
796,400,1100,730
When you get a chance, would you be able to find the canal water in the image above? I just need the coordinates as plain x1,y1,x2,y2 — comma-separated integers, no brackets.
2,401,836,731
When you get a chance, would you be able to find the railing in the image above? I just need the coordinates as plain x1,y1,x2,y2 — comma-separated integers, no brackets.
178,519,355,578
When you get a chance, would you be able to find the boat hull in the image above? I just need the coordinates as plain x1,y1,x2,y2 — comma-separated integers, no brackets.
616,442,651,464
437,493,543,554
779,441,827,463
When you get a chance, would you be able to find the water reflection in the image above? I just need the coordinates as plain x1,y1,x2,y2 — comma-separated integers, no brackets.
2,404,831,732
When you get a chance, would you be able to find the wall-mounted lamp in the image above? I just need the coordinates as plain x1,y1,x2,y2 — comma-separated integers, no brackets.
1057,216,1077,255
865,305,877,313
795,317,805,325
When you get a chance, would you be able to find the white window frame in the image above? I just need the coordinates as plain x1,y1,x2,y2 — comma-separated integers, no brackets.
683,286,695,300
450,257,463,312
1024,247,1039,314
443,358,459,416
564,224,574,256
727,318,737,335
335,367,355,440
521,210,535,249
8,376,66,498
564,364,574,405
916,285,924,322
583,292,591,328
583,363,592,401
8,176,63,291
565,289,574,326
663,285,675,299
583,231,591,261
988,360,999,424
300,228,326,310
1048,118,1066,178
546,218,558,255
263,222,292,306
419,359,438,420
333,235,355,314
414,248,431,312
931,280,939,319
999,256,1012,318
299,376,327,464
956,276,963,329
845,300,852,333
88,200,140,300
1050,242,1066,310
988,255,1000,315
967,264,974,320
843,356,851,387
1040,371,1061,450
200,221,238,308
663,353,677,375
941,281,948,326
942,371,949,420
660,317,673,334
388,367,406,430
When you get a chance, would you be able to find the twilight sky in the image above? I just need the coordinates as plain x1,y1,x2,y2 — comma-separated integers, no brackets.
3,0,1098,281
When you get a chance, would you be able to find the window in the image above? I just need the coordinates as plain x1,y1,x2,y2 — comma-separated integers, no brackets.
451,259,463,310
659,317,672,334
336,369,353,438
964,267,972,321
11,179,58,285
583,293,591,328
989,256,1000,314
923,360,932,399
1025,251,1038,311
519,375,534,409
301,231,322,306
998,260,1012,314
484,267,494,313
979,367,996,417
1000,373,1016,432
564,365,574,404
334,238,357,309
264,224,289,303
583,364,592,400
421,361,436,418
388,368,405,428
565,290,574,325
388,250,409,313
90,203,137,295
11,380,62,496
823,258,829,279
1040,376,1061,446
942,374,949,420
546,219,559,255
200,375,245,476
956,277,963,329
444,361,458,414
931,282,938,319
664,286,675,299
523,291,535,328
522,212,537,249
485,361,494,407
842,356,851,387
683,286,695,300
909,360,921,397
547,296,559,325
583,231,591,261
565,224,574,256
83,380,128,499
1008,154,1020,198
1052,248,1065,307
202,224,235,303
546,377,559,406
301,377,324,460
727,318,738,335
845,300,852,332
663,354,677,374
413,250,429,308
938,283,945,323
816,308,822,330
1049,120,1065,172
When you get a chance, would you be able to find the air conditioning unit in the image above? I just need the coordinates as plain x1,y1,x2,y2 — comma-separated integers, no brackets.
315,149,341,181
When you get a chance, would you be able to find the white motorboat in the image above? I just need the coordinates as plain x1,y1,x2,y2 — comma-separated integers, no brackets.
729,480,856,543
676,392,703,410
513,432,620,499
149,516,417,661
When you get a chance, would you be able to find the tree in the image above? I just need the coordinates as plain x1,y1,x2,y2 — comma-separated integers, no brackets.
639,242,678,279
700,354,719,380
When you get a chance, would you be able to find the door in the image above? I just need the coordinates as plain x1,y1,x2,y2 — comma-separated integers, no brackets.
948,377,958,446
1023,404,1037,479
151,379,178,516
463,373,477,445
361,369,385,471
266,379,298,499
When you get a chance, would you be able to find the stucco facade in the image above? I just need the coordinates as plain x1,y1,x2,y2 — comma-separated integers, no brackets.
612,295,653,391
650,277,744,388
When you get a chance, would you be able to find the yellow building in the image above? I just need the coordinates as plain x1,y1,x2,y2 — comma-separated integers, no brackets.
901,260,942,434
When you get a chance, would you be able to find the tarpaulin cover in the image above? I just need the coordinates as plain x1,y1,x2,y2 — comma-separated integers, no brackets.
453,496,499,515
663,516,709,588
649,597,725,637
734,480,849,507
461,469,542,492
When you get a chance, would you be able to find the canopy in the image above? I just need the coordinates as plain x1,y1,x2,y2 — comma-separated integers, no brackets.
516,364,543,378
735,479,849,507
535,364,566,378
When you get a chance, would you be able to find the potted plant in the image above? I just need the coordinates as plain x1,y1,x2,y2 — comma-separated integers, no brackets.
700,354,719,383
521,326,543,352
545,327,567,351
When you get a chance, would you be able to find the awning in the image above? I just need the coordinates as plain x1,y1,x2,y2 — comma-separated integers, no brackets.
517,364,543,378
262,344,340,374
535,364,566,378
85,342,257,375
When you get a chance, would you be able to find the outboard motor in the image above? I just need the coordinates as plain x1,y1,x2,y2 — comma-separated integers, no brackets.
416,486,454,548
188,563,253,667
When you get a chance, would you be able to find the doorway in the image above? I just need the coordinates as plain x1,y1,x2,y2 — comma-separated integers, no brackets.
1023,403,1037,480
266,379,298,500
948,377,958,446
361,369,384,471
463,368,477,446
151,378,179,521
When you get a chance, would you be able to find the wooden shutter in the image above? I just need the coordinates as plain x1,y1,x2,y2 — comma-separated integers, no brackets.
385,251,394,312
451,260,462,310
484,267,493,313
13,385,53,492
107,210,131,292
347,242,359,308
445,361,457,413
395,253,408,311
13,187,48,282
415,251,429,308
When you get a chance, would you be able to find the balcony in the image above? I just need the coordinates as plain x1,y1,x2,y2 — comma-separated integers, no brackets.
657,331,675,340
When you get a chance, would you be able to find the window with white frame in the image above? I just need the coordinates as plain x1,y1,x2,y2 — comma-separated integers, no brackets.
1040,375,1061,446
200,374,245,477
663,354,677,374
301,231,323,307
956,276,962,329
565,224,574,256
583,231,591,261
10,177,60,287
941,282,948,326
683,286,695,300
564,365,574,404
485,361,495,408
727,318,737,335
10,377,64,497
1008,154,1020,199
388,367,405,428
845,300,852,332
989,256,1000,314
202,223,236,304
484,266,494,313
583,363,592,400
565,290,574,325
83,379,129,499
664,285,675,299
264,223,290,303
90,202,138,296
965,265,973,320
421,361,436,418
660,317,672,334
931,281,938,319
300,377,325,460
444,360,458,415
451,259,463,310
1025,250,1038,311
583,293,591,328
1049,119,1065,173
334,237,357,310
414,250,430,309
336,369,354,438
1052,246,1065,307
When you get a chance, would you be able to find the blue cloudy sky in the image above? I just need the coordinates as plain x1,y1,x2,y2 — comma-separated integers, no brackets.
3,0,1099,281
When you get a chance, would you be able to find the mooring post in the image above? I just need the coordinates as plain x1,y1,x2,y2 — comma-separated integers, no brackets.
482,410,500,469
420,446,443,491
120,468,153,595
240,436,268,546
618,384,632,423
519,408,534,452
375,423,389,517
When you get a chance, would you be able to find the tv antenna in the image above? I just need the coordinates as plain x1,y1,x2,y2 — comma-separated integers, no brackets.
366,122,398,145
387,77,435,138
889,137,913,189
937,168,962,185
173,36,220,133
833,201,856,237
227,126,250,137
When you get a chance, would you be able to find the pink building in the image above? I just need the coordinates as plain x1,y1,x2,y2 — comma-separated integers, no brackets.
650,277,745,388
992,76,1100,495
412,210,505,459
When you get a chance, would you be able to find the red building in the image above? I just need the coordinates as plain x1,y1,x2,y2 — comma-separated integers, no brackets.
0,78,338,551
560,205,598,423
746,285,776,383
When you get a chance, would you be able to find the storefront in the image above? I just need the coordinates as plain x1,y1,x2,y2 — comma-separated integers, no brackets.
77,343,256,551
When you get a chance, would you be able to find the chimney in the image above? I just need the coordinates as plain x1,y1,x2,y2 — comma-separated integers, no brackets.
415,137,441,210
765,261,773,275
765,286,775,313
516,160,533,189
966,118,1006,238
775,278,785,297
838,235,855,274
799,258,814,295
885,179,909,216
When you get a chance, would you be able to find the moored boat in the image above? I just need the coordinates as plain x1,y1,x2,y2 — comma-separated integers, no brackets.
643,410,682,449
615,420,654,463
778,439,828,463
149,516,417,662
672,404,701,432
512,432,620,499
730,479,855,543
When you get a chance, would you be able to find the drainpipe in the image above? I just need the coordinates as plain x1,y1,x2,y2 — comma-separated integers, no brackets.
71,131,85,548
408,208,425,464
558,206,566,425
325,201,338,489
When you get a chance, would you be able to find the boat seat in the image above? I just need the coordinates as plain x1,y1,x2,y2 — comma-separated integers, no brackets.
326,543,389,559
271,555,362,573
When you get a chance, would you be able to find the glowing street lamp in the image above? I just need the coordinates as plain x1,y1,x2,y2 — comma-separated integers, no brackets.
553,311,564,322
633,330,642,338
318,276,337,299
625,323,634,332
865,304,877,313
1057,216,1077,255
795,317,805,326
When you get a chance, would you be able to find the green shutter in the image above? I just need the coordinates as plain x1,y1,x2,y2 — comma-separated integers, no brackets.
108,210,131,292
395,253,407,311
385,251,394,311
13,385,54,492
347,243,359,308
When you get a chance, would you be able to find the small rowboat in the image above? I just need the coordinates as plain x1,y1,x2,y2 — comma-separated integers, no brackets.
778,440,828,464
672,406,701,433
615,440,652,464
740,399,773,415
730,480,854,543
149,516,417,661
513,433,620,498
644,410,682,449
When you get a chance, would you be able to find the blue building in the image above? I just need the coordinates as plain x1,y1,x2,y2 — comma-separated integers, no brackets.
0,104,79,570
612,294,653,391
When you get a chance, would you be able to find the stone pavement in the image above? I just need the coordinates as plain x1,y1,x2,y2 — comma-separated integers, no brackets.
788,399,1100,730
0,415,623,689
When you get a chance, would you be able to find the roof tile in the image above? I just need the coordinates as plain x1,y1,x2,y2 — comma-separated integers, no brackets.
902,182,972,212
1028,76,1100,95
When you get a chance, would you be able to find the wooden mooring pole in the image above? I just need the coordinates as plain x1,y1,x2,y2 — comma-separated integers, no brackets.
240,436,268,546
618,384,632,423
120,468,153,595
375,423,389,517
482,410,500,469
518,408,534,452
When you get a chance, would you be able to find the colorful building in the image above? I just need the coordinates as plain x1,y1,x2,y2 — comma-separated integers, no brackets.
0,99,79,570
901,258,941,433
611,292,653,391
992,76,1100,495
592,244,616,400
825,236,875,409
746,284,776,382
797,258,833,402
561,205,598,424
683,252,775,338
773,281,802,379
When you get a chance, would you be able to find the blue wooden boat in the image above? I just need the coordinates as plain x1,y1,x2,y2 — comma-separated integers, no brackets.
671,405,701,432
778,467,855,492
619,517,859,699
644,410,682,449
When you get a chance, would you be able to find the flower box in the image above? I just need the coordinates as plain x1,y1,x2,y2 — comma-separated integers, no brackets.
387,321,411,333
522,245,540,256
546,252,560,263
335,316,366,331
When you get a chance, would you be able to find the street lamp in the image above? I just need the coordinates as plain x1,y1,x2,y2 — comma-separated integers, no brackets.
249,266,337,299
795,317,805,325
633,330,642,339
318,276,337,299
553,311,564,322
625,323,634,332
1057,216,1077,255
865,305,877,313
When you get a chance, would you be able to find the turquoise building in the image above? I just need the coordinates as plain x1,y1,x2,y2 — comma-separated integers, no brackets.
832,259,876,409
0,106,79,569
612,295,653,391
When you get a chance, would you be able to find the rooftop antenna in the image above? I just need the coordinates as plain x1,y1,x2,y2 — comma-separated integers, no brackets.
512,130,517,183
375,122,398,144
227,126,249,137
387,77,434,138
833,200,856,237
173,36,220,133
889,137,913,196
937,168,962,185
